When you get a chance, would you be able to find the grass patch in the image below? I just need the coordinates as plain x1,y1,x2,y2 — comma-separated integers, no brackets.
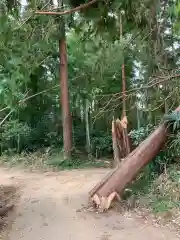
146,165,180,213
150,198,177,213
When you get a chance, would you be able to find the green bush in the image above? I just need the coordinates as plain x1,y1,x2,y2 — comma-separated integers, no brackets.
0,120,32,153
129,124,154,146
129,125,171,174
91,131,112,158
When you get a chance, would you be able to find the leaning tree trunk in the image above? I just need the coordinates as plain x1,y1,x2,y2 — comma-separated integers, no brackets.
59,5,72,160
90,106,180,211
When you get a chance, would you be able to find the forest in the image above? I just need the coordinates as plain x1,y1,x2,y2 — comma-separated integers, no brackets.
0,0,180,212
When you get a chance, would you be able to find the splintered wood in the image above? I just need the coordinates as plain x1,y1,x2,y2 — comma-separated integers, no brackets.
112,116,131,167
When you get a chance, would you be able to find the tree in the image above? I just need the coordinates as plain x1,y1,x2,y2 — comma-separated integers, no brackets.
58,1,72,159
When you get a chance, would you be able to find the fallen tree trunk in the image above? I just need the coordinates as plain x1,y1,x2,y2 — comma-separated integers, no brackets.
90,107,180,210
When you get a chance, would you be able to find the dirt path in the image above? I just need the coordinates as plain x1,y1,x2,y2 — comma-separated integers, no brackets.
0,167,179,240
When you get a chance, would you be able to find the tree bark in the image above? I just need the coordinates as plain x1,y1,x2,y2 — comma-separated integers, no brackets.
120,12,126,118
90,106,180,210
85,99,91,153
59,13,72,159
112,119,120,167
116,118,130,158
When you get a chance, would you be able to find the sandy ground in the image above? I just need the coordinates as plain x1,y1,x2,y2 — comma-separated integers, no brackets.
0,167,178,240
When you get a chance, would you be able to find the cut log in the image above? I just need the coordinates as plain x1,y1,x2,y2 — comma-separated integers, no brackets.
89,166,118,197
90,106,180,210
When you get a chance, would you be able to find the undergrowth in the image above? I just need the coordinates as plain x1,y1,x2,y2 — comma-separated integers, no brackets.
0,151,110,171
124,164,180,228
148,165,180,213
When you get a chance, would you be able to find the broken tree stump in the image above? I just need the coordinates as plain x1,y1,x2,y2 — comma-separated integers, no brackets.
112,116,131,167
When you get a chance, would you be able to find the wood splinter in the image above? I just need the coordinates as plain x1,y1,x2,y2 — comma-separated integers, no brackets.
91,192,121,212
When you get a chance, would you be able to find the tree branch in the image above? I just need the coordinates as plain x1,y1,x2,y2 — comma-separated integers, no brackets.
0,74,84,113
35,0,98,16
0,110,13,126
17,0,52,29
97,72,180,97
0,85,58,114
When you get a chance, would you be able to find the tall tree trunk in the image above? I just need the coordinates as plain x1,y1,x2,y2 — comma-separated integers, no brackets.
85,99,91,154
149,0,160,73
136,104,140,129
113,11,130,167
119,12,126,118
59,2,72,159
